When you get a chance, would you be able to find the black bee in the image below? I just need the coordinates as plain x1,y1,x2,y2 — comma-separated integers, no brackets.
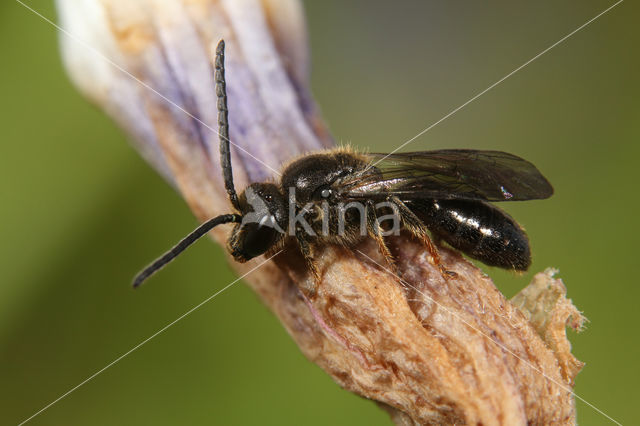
132,40,553,288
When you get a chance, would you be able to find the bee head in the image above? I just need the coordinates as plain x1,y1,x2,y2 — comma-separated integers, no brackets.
228,183,287,262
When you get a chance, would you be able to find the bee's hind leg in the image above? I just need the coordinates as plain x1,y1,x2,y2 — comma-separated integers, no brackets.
388,196,458,279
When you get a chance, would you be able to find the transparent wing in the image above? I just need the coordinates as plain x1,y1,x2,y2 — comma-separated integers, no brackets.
341,150,553,202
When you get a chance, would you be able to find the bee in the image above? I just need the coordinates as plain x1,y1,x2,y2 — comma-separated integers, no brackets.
132,40,553,288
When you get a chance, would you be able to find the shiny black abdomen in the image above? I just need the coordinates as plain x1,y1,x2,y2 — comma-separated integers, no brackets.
406,199,531,270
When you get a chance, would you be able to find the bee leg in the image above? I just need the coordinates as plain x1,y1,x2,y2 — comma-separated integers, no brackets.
388,196,457,279
295,231,321,286
366,200,395,268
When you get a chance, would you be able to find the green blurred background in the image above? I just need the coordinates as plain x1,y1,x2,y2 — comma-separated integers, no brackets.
1,0,638,424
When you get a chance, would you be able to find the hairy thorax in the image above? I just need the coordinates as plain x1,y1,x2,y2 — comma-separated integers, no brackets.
280,148,372,246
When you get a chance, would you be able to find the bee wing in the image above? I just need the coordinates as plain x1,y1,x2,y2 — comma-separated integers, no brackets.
342,150,553,202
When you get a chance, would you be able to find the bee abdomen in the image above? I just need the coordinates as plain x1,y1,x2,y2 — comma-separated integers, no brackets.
407,199,531,271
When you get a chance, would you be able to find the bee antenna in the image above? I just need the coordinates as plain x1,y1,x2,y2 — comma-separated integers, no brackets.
132,213,242,288
215,39,241,211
